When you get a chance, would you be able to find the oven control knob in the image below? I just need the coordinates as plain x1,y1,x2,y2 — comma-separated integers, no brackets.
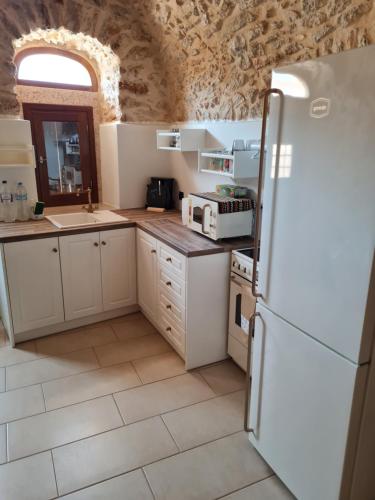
237,263,241,270
232,261,236,267
243,267,246,273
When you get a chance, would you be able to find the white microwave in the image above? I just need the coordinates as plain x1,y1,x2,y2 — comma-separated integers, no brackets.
183,194,253,240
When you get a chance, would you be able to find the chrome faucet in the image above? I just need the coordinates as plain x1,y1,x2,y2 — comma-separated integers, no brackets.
76,187,97,213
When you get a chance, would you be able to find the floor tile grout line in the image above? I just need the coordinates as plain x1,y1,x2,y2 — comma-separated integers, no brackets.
3,345,180,393
141,467,157,500
50,449,60,499
111,393,127,426
50,429,249,498
160,414,181,452
1,377,243,428
4,423,126,465
214,473,276,499
3,392,127,427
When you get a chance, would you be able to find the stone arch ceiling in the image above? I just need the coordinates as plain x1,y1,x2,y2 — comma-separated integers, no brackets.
1,0,375,122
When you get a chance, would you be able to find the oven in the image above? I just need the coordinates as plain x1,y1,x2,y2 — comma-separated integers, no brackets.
228,248,257,371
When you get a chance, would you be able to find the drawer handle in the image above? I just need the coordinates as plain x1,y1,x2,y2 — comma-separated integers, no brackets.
166,327,172,332
94,242,99,247
52,248,58,253
151,249,156,254
166,257,172,262
101,241,107,246
166,304,172,310
166,281,172,286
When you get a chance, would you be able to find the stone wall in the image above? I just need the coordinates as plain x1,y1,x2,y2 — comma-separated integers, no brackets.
1,0,375,122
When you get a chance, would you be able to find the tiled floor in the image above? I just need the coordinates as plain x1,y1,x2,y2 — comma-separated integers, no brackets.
0,313,294,500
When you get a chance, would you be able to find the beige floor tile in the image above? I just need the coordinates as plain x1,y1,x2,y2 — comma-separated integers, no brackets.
0,451,57,500
133,351,186,384
8,395,123,461
144,432,272,500
163,391,244,451
53,416,178,495
62,469,154,500
114,372,215,424
43,362,141,411
0,341,45,368
111,313,157,341
222,475,295,499
95,334,172,367
199,360,246,395
35,324,117,356
0,424,6,464
6,347,99,390
0,368,4,392
0,384,45,424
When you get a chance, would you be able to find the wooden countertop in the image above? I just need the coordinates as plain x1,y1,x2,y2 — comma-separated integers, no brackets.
0,208,253,257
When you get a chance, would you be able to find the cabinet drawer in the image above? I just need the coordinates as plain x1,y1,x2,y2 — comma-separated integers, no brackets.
159,265,186,306
159,313,186,355
157,242,186,280
159,292,186,331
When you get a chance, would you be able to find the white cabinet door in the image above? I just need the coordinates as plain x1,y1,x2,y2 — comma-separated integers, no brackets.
136,229,158,322
60,232,103,320
101,228,136,311
4,237,64,333
248,303,366,500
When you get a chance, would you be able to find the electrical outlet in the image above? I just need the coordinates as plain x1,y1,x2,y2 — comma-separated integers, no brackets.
178,191,184,200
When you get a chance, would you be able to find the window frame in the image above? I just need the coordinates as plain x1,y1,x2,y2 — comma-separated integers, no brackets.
15,47,98,92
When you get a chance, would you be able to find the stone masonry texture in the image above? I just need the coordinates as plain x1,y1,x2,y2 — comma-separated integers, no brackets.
0,0,374,121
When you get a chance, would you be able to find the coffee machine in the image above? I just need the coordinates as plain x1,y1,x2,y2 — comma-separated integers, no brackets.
146,177,174,210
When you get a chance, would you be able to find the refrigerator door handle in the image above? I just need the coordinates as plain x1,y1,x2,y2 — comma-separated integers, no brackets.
244,311,261,433
252,88,284,299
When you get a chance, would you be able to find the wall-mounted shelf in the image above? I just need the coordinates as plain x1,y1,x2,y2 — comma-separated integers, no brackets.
0,146,36,169
198,149,259,179
157,128,206,152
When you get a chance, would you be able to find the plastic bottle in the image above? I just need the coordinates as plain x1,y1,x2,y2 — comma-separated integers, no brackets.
15,182,29,221
1,181,15,223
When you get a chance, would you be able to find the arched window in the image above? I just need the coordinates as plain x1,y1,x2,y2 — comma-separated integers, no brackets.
15,48,97,91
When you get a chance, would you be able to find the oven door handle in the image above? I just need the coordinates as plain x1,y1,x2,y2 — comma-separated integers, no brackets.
201,204,212,235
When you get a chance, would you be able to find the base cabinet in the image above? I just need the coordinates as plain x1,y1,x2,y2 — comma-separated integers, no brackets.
60,232,103,321
137,229,158,322
4,237,65,334
137,228,230,369
0,227,137,342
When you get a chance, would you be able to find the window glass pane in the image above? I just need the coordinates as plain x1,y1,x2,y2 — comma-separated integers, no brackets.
18,54,92,87
42,121,83,196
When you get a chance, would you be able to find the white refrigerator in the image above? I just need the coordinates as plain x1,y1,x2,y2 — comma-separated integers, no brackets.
246,45,375,500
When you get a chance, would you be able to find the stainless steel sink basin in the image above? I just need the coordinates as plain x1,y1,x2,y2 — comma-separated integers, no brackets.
46,210,128,229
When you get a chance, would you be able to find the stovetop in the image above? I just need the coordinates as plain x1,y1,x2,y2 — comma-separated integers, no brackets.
235,247,259,261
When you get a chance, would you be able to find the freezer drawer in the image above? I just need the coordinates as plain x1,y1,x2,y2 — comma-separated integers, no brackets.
248,303,368,500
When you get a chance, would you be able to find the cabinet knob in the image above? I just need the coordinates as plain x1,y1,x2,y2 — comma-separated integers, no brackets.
166,257,172,262
166,281,172,287
166,304,172,309
151,249,156,254
52,248,58,253
94,242,99,247
166,326,172,332
101,241,107,246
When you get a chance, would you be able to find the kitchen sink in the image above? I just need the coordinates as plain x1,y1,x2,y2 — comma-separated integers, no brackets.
46,210,128,229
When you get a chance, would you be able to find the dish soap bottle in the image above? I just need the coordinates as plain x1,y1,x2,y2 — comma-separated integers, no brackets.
15,182,29,221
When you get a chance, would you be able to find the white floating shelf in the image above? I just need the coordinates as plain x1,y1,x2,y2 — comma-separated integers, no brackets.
157,128,206,152
198,149,259,179
0,145,36,169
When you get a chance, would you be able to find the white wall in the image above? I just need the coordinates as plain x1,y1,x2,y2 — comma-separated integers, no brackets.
100,123,170,209
168,120,262,207
100,119,262,209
